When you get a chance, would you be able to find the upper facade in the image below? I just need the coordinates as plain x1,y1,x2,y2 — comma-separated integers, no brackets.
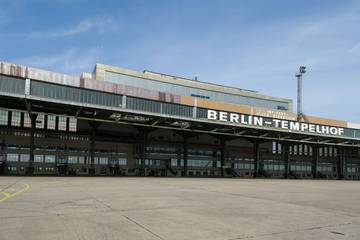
92,64,293,112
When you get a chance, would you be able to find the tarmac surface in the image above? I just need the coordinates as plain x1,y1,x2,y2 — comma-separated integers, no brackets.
0,177,359,240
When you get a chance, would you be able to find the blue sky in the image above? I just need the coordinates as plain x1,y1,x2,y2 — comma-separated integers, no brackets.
0,0,360,122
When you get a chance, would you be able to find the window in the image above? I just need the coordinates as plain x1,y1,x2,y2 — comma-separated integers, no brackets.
277,143,282,154
45,155,55,163
11,111,21,126
0,75,26,94
58,116,67,131
47,115,56,130
299,145,303,155
23,113,31,128
324,147,328,157
78,156,85,164
68,156,78,164
31,80,122,108
69,117,77,132
35,155,44,163
309,146,313,156
20,154,30,162
99,157,108,165
190,94,210,99
7,153,19,162
36,114,45,129
119,158,127,165
293,145,298,155
272,141,277,154
0,110,8,125
171,158,178,167
7,166,17,171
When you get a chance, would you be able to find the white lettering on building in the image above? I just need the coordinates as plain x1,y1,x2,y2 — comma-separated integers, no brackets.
206,109,345,136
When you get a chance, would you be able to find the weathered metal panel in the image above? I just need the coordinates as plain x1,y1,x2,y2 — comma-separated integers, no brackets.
0,61,80,87
81,77,181,104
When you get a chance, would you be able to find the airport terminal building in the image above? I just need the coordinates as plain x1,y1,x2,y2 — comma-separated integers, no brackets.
0,61,359,179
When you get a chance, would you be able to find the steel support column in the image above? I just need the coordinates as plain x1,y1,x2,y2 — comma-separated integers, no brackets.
283,142,290,179
254,140,260,178
89,128,96,175
183,137,188,177
312,145,319,179
88,121,101,176
139,131,148,176
220,139,226,177
337,147,344,180
27,113,37,175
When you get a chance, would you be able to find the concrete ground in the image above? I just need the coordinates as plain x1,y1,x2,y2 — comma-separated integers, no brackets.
0,177,359,240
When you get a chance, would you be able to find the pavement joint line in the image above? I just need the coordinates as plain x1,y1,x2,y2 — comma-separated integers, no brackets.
123,215,165,240
0,183,30,203
226,222,353,240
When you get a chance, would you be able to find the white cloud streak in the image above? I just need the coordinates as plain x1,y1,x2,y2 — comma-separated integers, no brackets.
13,47,103,74
28,16,115,38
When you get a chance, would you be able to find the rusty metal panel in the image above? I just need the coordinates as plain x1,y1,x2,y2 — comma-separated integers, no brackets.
0,61,80,87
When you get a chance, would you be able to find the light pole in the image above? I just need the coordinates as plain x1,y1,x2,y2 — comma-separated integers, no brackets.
296,66,306,120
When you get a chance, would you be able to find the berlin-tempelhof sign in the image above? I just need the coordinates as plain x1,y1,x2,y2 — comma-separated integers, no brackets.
207,110,345,136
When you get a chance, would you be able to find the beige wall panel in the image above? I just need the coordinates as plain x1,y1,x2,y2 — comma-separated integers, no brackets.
253,108,297,121
304,115,347,128
196,99,253,115
180,96,196,106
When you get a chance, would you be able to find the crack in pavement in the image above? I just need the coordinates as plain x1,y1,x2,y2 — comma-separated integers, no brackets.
123,215,165,240
226,222,352,239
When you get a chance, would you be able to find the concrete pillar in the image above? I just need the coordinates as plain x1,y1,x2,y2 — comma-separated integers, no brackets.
254,140,260,178
183,137,188,176
312,145,319,179
27,113,37,175
88,121,101,176
343,148,347,178
220,139,226,177
283,142,290,179
139,131,148,176
337,147,347,180
89,128,96,175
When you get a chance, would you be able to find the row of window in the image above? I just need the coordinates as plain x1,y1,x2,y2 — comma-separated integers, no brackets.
127,97,193,118
0,110,77,132
7,166,55,172
170,159,220,168
234,163,255,170
271,142,343,157
188,159,220,168
31,80,123,108
144,146,222,158
136,159,161,166
227,157,255,161
5,154,127,165
0,75,25,95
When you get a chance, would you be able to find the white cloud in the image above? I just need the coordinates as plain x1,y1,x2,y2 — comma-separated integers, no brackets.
28,16,115,38
13,47,103,74
348,42,360,53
